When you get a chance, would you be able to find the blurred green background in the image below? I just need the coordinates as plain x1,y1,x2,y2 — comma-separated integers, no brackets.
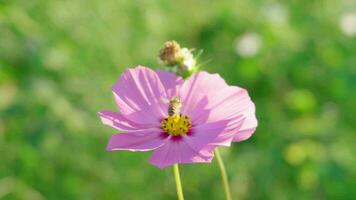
1,0,356,199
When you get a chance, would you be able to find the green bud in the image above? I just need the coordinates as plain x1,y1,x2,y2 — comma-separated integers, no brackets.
159,41,184,66
159,41,199,79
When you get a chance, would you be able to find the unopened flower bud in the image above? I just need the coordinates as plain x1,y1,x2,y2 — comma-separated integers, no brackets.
159,41,200,79
159,41,184,66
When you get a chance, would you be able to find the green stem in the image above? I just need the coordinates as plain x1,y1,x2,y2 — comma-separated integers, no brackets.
173,164,184,200
214,148,232,200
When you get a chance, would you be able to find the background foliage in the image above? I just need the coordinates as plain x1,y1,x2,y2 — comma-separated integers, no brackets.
1,0,355,199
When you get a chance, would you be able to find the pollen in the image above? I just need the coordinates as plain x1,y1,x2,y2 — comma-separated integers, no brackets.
161,114,192,136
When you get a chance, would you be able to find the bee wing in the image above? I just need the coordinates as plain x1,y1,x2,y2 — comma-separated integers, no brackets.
160,96,170,104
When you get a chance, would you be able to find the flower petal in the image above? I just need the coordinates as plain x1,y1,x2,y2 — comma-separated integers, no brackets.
149,116,245,168
107,129,169,152
112,66,169,125
98,110,151,131
156,70,183,99
179,71,228,118
179,71,257,142
232,103,257,142
187,85,249,123
233,127,257,142
149,138,213,168
204,87,257,142
188,115,245,150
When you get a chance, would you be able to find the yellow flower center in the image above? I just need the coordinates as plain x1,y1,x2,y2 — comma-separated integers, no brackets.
161,114,192,136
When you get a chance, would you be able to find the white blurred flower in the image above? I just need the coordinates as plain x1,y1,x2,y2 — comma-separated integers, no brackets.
340,13,356,37
234,32,262,58
180,48,196,71
263,3,288,25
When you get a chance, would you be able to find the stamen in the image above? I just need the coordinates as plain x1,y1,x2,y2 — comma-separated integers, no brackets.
161,115,192,136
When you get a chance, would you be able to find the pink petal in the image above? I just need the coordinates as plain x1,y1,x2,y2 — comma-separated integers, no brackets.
149,116,245,168
179,72,228,119
190,86,248,122
179,71,257,142
210,88,254,120
186,119,231,151
188,115,245,149
232,103,257,142
98,110,152,131
206,87,257,142
233,127,257,142
210,118,246,146
149,138,213,168
107,129,169,152
112,66,169,125
156,70,183,99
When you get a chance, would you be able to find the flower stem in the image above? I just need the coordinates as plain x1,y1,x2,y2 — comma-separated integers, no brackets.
214,148,232,200
173,164,184,200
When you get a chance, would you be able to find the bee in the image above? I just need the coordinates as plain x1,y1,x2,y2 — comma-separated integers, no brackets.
168,97,182,116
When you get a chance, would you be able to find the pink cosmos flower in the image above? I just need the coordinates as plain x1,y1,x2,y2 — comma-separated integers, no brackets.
98,66,257,168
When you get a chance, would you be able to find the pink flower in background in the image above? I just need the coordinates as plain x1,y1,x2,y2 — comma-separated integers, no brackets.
98,66,257,168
